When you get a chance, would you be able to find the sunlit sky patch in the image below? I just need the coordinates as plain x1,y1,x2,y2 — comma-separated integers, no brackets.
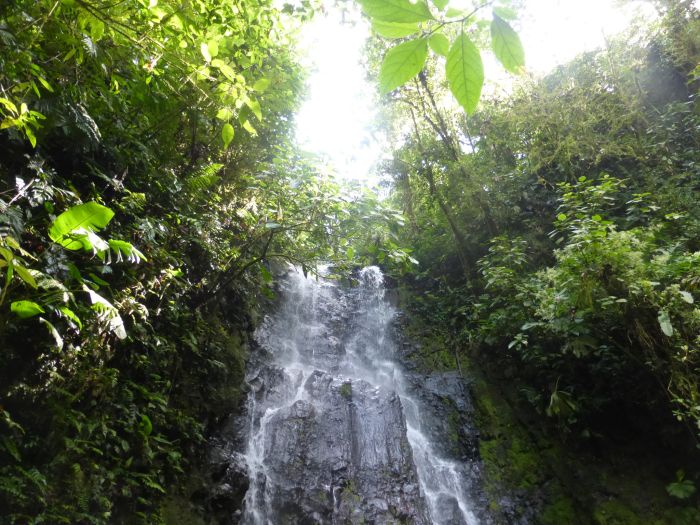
293,1,659,183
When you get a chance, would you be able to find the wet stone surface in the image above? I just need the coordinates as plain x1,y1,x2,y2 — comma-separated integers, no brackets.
206,268,488,525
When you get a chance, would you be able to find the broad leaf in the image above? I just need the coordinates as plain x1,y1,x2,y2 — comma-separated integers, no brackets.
379,38,429,95
59,306,83,329
431,0,449,10
445,7,466,18
446,32,484,114
13,264,37,289
359,0,433,23
49,202,114,251
253,77,270,91
429,33,450,57
493,6,518,20
658,309,673,337
491,14,525,74
222,123,234,148
667,480,696,499
371,20,420,39
11,300,44,318
108,240,147,263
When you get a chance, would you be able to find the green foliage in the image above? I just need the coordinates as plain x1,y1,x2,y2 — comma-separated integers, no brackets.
379,38,429,94
49,202,114,251
339,382,353,400
358,0,524,111
0,0,399,521
667,470,697,499
358,0,434,24
446,32,485,114
490,14,525,74
379,2,700,449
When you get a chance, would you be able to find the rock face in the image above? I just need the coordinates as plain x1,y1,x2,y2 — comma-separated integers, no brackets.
209,267,482,525
244,368,428,524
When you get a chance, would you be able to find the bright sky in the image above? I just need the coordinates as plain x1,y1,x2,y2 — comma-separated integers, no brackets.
294,0,658,183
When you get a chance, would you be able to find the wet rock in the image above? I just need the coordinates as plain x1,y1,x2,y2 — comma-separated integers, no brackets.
248,374,430,524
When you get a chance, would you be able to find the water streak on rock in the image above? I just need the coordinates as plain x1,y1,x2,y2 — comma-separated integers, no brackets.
239,266,479,524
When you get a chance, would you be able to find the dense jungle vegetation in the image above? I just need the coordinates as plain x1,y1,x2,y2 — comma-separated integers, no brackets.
0,0,699,522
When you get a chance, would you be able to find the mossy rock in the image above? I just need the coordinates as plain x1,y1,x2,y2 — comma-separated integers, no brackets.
541,497,577,525
593,500,644,525
161,496,207,525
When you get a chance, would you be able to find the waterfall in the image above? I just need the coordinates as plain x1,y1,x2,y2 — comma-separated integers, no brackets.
239,266,479,524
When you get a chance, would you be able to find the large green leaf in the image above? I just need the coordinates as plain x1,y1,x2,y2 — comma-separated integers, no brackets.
428,33,450,57
222,123,234,148
359,0,433,23
446,32,484,114
379,38,429,95
491,14,525,74
11,300,45,319
49,202,115,251
371,20,420,39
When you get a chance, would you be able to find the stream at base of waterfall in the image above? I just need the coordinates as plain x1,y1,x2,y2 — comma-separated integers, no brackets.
219,267,486,524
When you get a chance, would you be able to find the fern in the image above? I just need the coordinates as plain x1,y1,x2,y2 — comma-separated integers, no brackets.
185,163,223,192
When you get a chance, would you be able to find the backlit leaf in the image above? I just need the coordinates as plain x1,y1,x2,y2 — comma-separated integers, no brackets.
371,20,419,39
446,32,484,114
11,300,44,318
14,264,37,289
379,38,429,95
222,123,234,148
428,33,450,57
491,14,525,74
49,202,115,251
359,0,433,23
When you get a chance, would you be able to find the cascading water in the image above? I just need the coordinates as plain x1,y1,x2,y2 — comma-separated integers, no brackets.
238,266,481,524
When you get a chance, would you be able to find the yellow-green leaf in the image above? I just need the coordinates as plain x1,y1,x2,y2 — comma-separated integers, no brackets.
253,78,270,92
428,33,450,57
222,123,234,148
371,20,419,39
246,98,262,121
491,14,525,74
379,38,429,95
49,202,115,251
90,19,105,42
11,300,45,319
359,0,433,23
446,32,484,114
14,264,37,289
216,107,233,121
